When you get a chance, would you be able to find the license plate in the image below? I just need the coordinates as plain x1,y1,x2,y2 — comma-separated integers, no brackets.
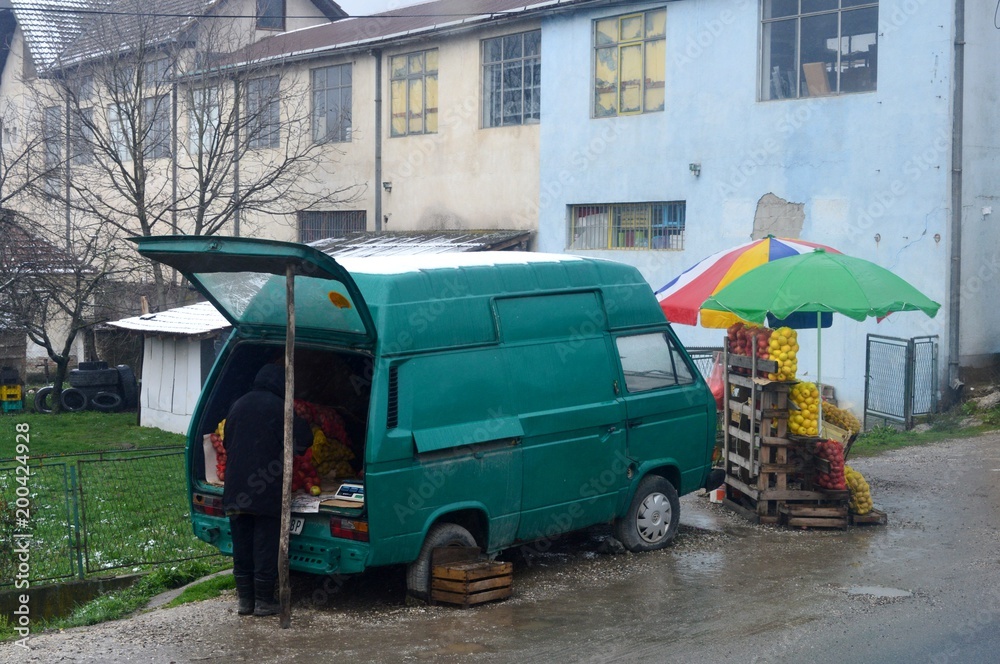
289,517,305,535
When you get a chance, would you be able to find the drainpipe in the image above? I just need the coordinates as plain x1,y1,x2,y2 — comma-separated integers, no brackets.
948,0,965,393
373,48,382,232
233,77,241,237
64,94,71,248
171,74,178,234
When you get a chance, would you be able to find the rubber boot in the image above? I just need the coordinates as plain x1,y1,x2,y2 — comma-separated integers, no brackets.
253,577,280,617
234,574,255,616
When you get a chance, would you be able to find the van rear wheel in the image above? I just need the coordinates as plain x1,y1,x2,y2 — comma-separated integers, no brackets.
406,523,477,601
614,475,680,553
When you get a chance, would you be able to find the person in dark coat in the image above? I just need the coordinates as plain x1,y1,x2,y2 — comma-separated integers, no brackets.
223,363,311,616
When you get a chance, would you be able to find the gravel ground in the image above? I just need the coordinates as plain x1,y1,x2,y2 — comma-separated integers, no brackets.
5,433,1000,663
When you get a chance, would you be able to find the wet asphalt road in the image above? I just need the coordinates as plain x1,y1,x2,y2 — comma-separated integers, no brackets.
5,433,1000,663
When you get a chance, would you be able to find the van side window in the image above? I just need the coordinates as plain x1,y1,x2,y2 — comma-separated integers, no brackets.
616,332,694,392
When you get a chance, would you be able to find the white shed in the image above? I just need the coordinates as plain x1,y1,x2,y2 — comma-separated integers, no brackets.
107,302,231,434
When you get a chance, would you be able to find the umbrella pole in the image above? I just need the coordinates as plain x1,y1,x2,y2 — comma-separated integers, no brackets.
817,312,823,438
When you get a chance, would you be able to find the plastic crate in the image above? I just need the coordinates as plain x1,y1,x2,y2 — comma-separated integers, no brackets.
0,385,21,401
2,400,23,412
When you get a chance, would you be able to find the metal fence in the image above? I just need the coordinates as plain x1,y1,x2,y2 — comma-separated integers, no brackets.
1,447,219,587
864,334,939,430
687,347,722,380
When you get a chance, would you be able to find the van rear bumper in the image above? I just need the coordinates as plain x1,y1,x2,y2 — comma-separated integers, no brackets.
289,535,369,576
193,515,369,576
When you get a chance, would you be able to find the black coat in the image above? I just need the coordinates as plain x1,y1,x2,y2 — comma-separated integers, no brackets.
222,364,312,516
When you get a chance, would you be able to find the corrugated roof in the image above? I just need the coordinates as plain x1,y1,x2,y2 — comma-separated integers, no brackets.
220,0,584,66
57,0,217,68
309,229,531,257
11,0,92,71
107,300,230,336
11,0,346,73
0,212,80,274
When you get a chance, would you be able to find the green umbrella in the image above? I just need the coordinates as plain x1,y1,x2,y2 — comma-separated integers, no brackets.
702,249,940,322
702,248,940,434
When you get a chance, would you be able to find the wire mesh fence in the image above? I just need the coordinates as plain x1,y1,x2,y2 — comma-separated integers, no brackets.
0,462,79,585
687,347,722,380
0,448,220,586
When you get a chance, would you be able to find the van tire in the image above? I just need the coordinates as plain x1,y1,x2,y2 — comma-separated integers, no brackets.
406,522,477,601
614,475,680,553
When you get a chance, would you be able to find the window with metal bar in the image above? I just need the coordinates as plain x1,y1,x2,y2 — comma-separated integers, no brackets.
298,210,367,242
568,202,685,250
761,0,878,100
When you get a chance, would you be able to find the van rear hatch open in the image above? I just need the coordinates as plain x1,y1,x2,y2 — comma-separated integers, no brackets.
131,236,376,348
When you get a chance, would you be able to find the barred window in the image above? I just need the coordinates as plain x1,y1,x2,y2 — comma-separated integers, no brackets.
298,210,367,242
568,202,685,250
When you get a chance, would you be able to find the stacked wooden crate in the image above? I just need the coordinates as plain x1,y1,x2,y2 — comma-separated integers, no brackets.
430,547,513,609
721,348,848,529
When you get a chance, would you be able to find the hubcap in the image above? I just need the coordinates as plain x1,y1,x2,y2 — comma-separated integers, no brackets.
636,492,671,543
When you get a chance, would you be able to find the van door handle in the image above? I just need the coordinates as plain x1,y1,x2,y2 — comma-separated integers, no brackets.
628,419,642,429
601,426,617,443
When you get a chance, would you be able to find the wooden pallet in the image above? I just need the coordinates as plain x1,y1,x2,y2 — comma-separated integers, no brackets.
430,547,513,609
781,498,849,529
849,507,888,526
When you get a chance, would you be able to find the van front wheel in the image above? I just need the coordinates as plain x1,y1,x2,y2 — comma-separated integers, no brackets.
406,522,477,601
614,475,680,553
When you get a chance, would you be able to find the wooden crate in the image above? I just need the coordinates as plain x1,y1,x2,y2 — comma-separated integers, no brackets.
849,507,888,526
430,547,513,609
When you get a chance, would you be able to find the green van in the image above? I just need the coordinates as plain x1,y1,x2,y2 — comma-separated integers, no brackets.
136,236,720,597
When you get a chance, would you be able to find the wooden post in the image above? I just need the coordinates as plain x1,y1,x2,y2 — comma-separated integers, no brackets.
279,264,295,629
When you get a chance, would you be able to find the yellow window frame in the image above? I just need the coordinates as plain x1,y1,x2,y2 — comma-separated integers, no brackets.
593,10,666,118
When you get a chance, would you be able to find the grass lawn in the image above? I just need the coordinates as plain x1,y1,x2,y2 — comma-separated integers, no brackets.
0,411,185,458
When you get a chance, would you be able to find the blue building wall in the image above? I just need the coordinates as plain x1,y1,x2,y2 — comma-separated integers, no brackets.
539,0,962,409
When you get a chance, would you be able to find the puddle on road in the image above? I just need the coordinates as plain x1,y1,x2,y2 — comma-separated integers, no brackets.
844,586,913,598
416,642,490,659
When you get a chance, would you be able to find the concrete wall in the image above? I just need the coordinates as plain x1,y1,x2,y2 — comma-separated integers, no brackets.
241,19,542,242
957,0,1000,371
538,1,959,410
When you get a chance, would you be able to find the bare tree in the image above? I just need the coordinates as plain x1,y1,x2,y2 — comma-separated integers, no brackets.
35,1,360,310
0,210,135,411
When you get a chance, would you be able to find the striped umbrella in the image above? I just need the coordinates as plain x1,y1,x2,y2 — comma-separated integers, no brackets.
655,236,840,328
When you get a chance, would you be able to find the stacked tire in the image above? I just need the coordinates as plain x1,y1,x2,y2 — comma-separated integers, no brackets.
34,363,139,413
